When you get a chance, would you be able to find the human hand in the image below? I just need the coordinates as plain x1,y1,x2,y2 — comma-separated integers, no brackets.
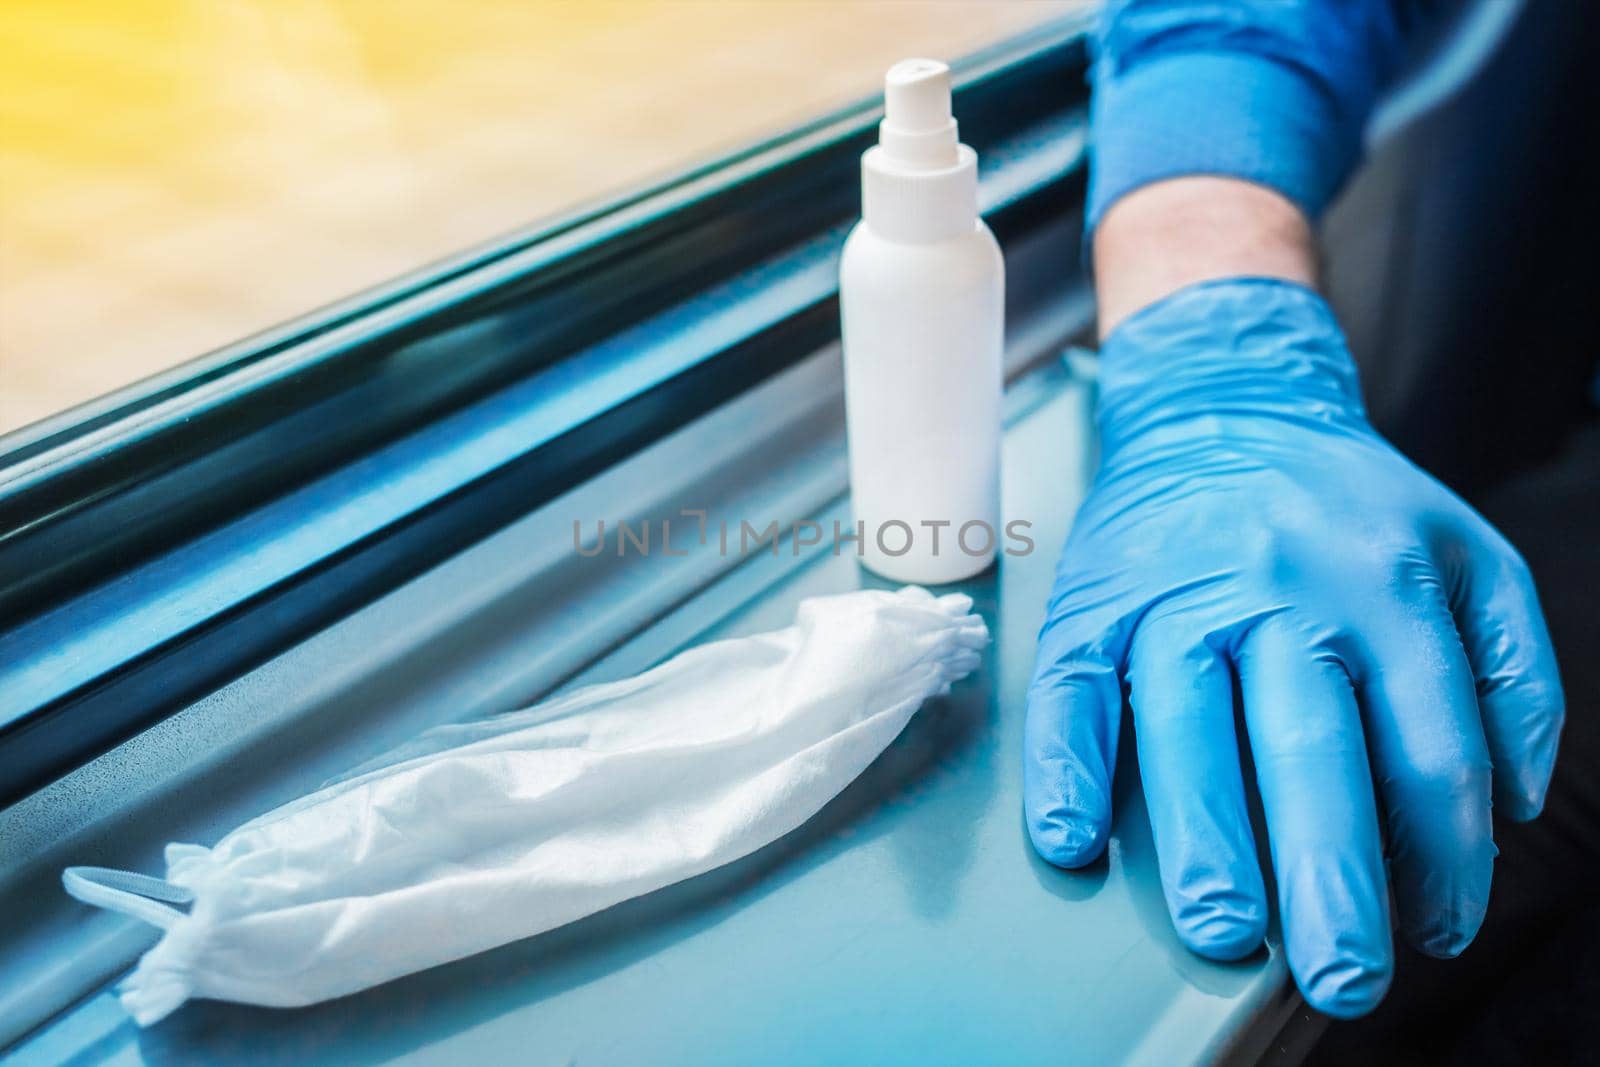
1023,279,1564,1017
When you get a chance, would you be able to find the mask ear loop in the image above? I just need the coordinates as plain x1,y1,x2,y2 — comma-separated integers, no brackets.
62,867,193,930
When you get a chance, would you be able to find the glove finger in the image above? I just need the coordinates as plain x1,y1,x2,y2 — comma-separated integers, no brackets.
1446,531,1565,821
1356,590,1495,960
1127,623,1266,960
1024,617,1121,868
1237,618,1392,1019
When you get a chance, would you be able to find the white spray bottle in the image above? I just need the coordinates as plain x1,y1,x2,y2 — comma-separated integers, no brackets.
840,58,1004,584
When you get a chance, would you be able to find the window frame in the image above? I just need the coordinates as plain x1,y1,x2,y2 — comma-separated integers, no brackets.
0,17,1094,807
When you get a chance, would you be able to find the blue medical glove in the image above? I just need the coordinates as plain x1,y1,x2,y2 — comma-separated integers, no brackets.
1024,278,1564,1018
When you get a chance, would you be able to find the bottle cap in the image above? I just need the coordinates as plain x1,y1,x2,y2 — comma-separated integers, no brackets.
862,59,978,242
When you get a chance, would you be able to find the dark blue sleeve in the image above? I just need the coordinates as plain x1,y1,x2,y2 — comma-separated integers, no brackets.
1087,0,1431,229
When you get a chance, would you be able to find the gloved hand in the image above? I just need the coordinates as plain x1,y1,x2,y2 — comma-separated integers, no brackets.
1024,278,1564,1018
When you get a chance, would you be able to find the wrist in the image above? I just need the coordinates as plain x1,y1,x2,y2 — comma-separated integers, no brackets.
1095,278,1366,456
1093,178,1316,339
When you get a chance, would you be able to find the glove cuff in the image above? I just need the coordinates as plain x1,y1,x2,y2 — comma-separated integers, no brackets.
1095,278,1368,453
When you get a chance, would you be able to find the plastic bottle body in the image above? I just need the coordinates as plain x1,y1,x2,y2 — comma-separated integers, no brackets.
839,218,1004,583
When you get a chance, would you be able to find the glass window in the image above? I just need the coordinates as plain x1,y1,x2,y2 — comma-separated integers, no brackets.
0,0,1082,434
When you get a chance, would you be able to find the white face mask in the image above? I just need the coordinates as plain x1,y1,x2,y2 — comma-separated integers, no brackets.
64,585,987,1026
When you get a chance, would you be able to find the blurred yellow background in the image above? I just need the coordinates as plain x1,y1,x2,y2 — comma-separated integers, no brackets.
0,0,1079,434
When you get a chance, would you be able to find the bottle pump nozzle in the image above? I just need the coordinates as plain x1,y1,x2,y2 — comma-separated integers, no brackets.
880,59,959,169
861,57,976,241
